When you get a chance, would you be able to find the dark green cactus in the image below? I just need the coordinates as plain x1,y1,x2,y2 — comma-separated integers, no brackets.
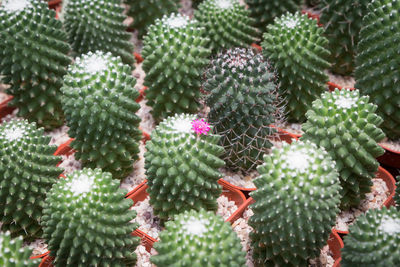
262,12,330,122
61,0,134,65
42,168,139,267
145,113,225,221
194,0,259,52
142,13,211,121
151,209,246,266
301,89,385,209
0,231,40,266
61,51,141,180
341,207,400,266
355,0,400,139
124,0,179,37
244,0,302,32
249,140,342,266
319,0,369,75
0,119,62,239
0,0,71,130
204,48,283,173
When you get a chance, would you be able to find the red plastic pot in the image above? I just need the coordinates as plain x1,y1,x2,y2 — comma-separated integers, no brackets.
328,229,344,267
377,166,397,208
48,0,62,9
0,95,16,122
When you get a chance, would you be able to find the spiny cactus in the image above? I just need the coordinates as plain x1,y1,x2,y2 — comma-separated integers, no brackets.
262,12,330,122
61,51,141,180
355,0,400,139
0,231,40,266
145,114,225,221
341,207,400,266
42,168,139,267
151,209,246,266
0,0,71,130
61,0,134,65
0,119,62,239
194,0,259,52
301,89,385,209
124,0,179,37
319,0,369,75
244,0,302,32
249,140,342,266
142,13,211,121
203,48,283,173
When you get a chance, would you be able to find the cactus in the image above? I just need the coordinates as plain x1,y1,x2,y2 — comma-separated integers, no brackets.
319,0,369,75
141,13,211,121
145,113,225,221
341,207,400,266
249,140,342,266
41,168,139,266
0,0,71,130
61,0,134,65
61,51,141,180
262,12,330,122
151,209,246,266
0,119,62,239
301,89,385,209
203,48,283,172
0,231,40,266
355,0,400,139
194,0,259,52
123,0,179,37
244,0,302,32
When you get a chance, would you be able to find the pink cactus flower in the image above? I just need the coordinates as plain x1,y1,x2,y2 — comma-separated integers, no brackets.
191,119,211,136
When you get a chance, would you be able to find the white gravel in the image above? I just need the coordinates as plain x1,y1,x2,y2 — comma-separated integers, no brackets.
45,125,70,147
380,138,400,152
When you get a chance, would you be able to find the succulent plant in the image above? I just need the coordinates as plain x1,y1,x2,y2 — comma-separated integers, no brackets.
203,48,283,173
151,209,246,266
0,0,71,130
301,89,385,208
341,207,400,266
124,0,179,37
355,0,400,140
244,0,302,32
262,12,330,122
0,119,62,239
142,13,211,121
145,113,225,221
319,0,369,75
194,0,259,52
0,231,40,266
61,0,134,65
61,51,141,180
249,140,342,266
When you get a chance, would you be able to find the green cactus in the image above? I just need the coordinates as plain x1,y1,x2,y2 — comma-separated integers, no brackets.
61,51,141,180
262,12,330,122
319,0,369,75
0,0,71,130
151,209,246,266
123,0,179,37
141,13,211,121
0,231,40,266
244,0,302,32
203,48,283,173
41,168,139,266
355,0,400,139
341,207,400,266
0,119,62,239
249,140,342,266
61,0,134,65
194,0,259,52
301,89,385,209
145,113,225,221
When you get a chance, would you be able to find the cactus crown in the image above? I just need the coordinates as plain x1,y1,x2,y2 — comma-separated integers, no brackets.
61,51,142,180
0,231,40,266
42,168,139,267
151,209,246,266
341,207,400,266
249,140,341,266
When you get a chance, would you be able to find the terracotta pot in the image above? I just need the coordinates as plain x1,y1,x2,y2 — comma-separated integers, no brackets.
328,229,344,267
377,166,397,208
